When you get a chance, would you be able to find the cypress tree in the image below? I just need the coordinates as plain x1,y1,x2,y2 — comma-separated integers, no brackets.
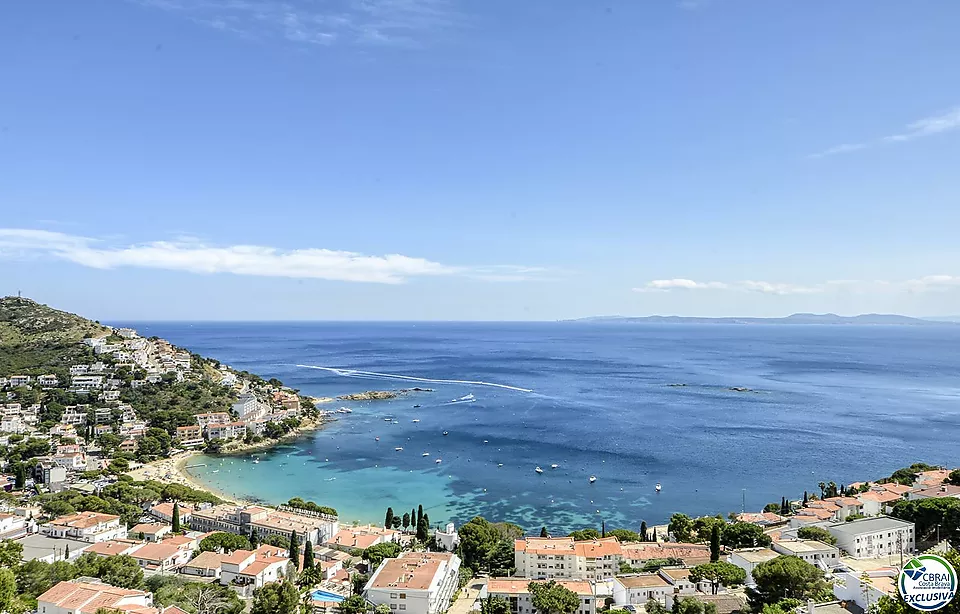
639,521,648,542
709,525,720,562
411,508,417,531
385,507,394,530
172,502,181,533
250,528,260,548
803,491,808,506
289,530,299,563
601,520,606,538
303,540,315,570
423,513,430,532
402,513,411,531
416,516,428,542
540,527,548,538
14,464,25,489
652,527,658,542
417,505,423,529
64,544,70,560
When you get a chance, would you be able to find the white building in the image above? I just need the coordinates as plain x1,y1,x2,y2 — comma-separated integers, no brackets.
825,517,915,560
1,415,26,434
771,540,840,569
487,578,595,614
0,512,28,540
728,548,780,586
832,567,898,611
37,375,60,387
365,552,461,614
232,393,262,420
9,375,32,386
71,375,104,390
41,512,126,543
190,504,339,545
220,545,291,589
435,522,461,552
612,574,672,606
514,537,623,581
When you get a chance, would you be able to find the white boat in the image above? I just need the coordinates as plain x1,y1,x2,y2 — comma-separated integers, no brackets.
535,466,543,474
412,419,420,423
422,452,430,457
212,469,219,473
655,482,662,492
435,458,442,464
375,437,380,441
253,459,260,464
550,464,559,469
392,420,399,424
384,418,393,422
497,463,503,467
589,475,597,483
395,447,404,451
442,431,449,436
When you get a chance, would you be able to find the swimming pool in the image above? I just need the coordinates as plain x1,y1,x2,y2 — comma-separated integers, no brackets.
311,590,346,603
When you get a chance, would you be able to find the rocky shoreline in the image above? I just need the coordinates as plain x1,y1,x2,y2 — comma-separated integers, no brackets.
336,387,433,401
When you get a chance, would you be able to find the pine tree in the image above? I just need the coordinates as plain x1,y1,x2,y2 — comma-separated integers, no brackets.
303,540,315,570
385,507,395,530
639,521,648,542
289,530,299,564
709,525,720,562
172,502,181,533
14,464,25,489
540,527,548,538
416,516,429,542
402,513,411,531
417,505,423,529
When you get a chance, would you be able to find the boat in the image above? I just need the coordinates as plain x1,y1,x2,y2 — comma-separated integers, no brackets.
392,420,399,424
483,440,488,443
589,475,597,483
253,459,260,464
375,437,379,441
413,404,421,408
656,482,662,492
412,419,420,423
442,431,449,436
535,466,544,474
212,469,219,473
422,452,430,457
384,418,393,422
435,458,442,464
395,447,404,451
498,463,503,467
551,464,559,469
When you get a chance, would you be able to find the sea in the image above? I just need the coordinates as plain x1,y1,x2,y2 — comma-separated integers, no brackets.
111,321,960,534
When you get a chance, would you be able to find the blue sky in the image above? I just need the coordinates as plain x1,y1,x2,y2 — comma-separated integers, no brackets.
2,0,960,320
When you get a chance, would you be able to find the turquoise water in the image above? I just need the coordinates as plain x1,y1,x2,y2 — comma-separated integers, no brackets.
116,321,960,534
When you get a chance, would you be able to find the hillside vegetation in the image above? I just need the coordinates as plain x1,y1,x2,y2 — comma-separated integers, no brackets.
0,297,109,376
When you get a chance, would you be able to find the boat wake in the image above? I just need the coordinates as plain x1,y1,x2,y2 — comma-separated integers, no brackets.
296,365,533,393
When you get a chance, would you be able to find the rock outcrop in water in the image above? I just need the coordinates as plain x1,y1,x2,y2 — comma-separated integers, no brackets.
337,388,433,401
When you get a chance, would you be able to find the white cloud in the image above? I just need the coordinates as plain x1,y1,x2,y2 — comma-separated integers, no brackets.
0,228,541,284
634,279,729,292
810,106,960,158
130,0,459,47
904,275,960,293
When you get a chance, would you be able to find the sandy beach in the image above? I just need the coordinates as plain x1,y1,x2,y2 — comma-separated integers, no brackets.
126,452,246,504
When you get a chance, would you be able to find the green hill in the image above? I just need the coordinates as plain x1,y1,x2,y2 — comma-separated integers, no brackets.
0,296,109,376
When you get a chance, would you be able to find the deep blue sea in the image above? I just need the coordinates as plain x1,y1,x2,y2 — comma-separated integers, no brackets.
112,321,960,534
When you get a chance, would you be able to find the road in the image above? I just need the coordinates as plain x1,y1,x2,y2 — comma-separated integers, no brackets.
448,580,484,614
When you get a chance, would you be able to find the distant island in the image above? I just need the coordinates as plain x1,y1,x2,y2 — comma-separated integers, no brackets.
564,313,955,325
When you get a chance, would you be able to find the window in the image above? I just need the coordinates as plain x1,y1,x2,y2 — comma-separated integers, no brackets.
391,594,397,599
399,606,406,611
390,606,397,610
399,594,406,599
